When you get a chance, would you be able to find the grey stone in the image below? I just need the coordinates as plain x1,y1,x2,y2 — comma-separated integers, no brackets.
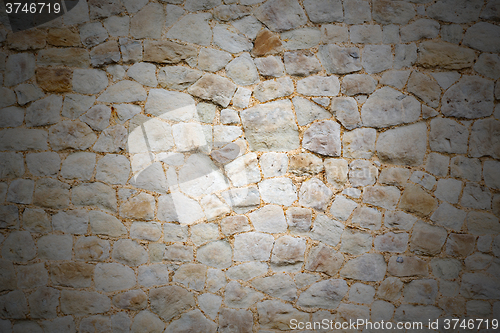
310,213,344,246
464,23,500,53
221,186,261,213
407,71,441,108
401,19,439,42
226,262,268,281
450,156,481,181
225,281,264,308
119,38,142,63
104,16,129,37
271,236,306,272
281,28,321,50
60,152,96,181
173,264,207,291
164,310,217,333
254,0,307,32
381,70,411,89
130,3,164,39
441,24,464,44
303,0,342,23
285,207,312,235
254,76,293,102
373,0,416,24
303,120,341,157
297,75,340,96
442,76,494,119
332,97,361,130
26,95,61,127
14,84,44,106
112,239,148,266
98,80,147,103
0,106,24,128
292,97,330,126
167,13,212,46
33,179,70,210
349,159,378,187
342,128,376,159
185,0,221,11
417,41,475,69
429,118,468,154
341,74,377,96
403,279,438,304
461,183,491,210
299,178,333,211
188,74,236,107
198,294,221,320
52,209,89,235
213,24,253,53
475,53,500,80
252,274,297,301
158,66,202,91
469,119,500,159
5,53,35,87
80,105,111,132
131,311,164,333
258,178,297,206
330,195,357,221
484,160,500,190
127,62,157,87
427,0,482,23
80,22,108,47
6,179,34,204
344,0,371,24
362,45,393,74
213,4,251,21
318,44,361,74
150,286,195,322
95,263,135,292
61,94,95,120
361,87,420,128
90,41,120,67
374,232,408,253
430,258,462,280
233,232,274,261
410,221,447,255
2,231,36,262
219,308,252,333
163,244,193,262
284,51,321,76
321,24,348,43
297,279,348,309
197,240,232,268
350,24,382,44
226,53,259,86
376,123,427,166
340,254,386,281
395,43,417,69
340,229,372,255
254,56,285,77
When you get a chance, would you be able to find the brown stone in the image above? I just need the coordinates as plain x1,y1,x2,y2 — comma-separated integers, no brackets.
387,255,428,277
439,297,465,315
7,30,46,50
445,233,475,257
417,41,476,70
144,40,197,64
119,193,155,220
36,67,73,93
410,221,447,255
221,215,251,235
399,184,437,217
37,48,90,67
377,277,403,301
305,243,343,276
113,290,148,310
252,29,283,57
150,285,195,322
90,40,120,67
50,262,94,288
47,28,80,47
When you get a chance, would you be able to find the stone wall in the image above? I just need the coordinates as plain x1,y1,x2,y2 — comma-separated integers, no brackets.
0,0,499,331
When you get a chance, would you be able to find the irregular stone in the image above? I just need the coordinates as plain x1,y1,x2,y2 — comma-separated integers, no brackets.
350,24,383,44
33,179,70,210
321,24,348,43
426,0,481,23
303,0,342,23
167,13,212,46
188,74,236,107
310,213,344,246
258,300,309,330
131,311,164,333
376,123,427,166
93,125,127,153
60,94,95,120
288,153,323,176
403,279,438,305
374,232,409,253
351,206,382,230
362,87,420,128
446,233,475,257
74,236,110,262
143,40,197,64
213,24,253,54
22,208,50,233
362,45,393,74
329,195,357,221
297,279,348,309
281,27,321,50
119,38,142,63
299,178,333,211
430,202,466,232
324,158,348,189
484,160,500,190
340,229,372,255
258,178,297,206
442,76,494,119
97,80,147,103
475,53,500,80
231,88,252,109
241,99,299,151
254,0,307,32
417,41,476,69
252,274,297,301
149,286,195,322
297,75,340,96
461,272,500,300
331,97,360,130
305,243,343,276
407,71,441,108
130,3,164,39
285,207,312,234
340,254,386,281
50,262,94,288
342,74,377,96
5,53,35,87
90,40,120,67
103,15,130,37
373,0,416,24
2,231,36,262
254,76,293,102
253,56,284,78
6,180,33,205
409,220,447,255
342,128,376,159
344,0,371,23
157,66,202,91
318,44,361,74
225,281,264,308
303,120,341,157
363,185,400,210
461,183,491,210
284,51,321,76
221,216,251,236
233,232,274,261
60,290,110,316
172,264,207,291
450,156,481,182
270,236,306,272
25,95,61,127
463,22,500,53
221,186,261,213
197,240,232,268
127,62,157,87
163,244,193,262
377,277,404,301
112,239,148,266
94,263,135,292
47,27,80,46
469,119,500,159
130,222,161,241
0,106,24,127
219,308,252,333
349,159,378,188
467,211,500,235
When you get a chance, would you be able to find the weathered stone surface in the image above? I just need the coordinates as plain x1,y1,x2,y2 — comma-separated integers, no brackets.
94,263,135,292
469,119,500,159
226,54,260,86
407,71,441,108
254,0,307,32
348,159,378,188
130,3,164,39
318,45,361,74
197,240,232,269
446,233,475,257
254,77,293,102
298,178,333,211
270,236,306,272
441,76,494,119
461,183,491,210
61,290,110,316
37,48,90,67
340,229,372,254
373,0,415,24
112,239,148,266
475,53,500,80
303,120,341,157
342,74,377,96
241,100,299,151
219,308,252,333
426,0,481,23
97,80,147,103
362,45,392,74
213,24,253,54
258,177,297,206
254,56,285,77
310,213,344,246
466,211,500,235
340,254,386,281
158,66,202,91
163,244,193,262
285,207,312,234
284,51,321,76
297,279,348,309
225,281,264,308
376,123,427,166
388,255,428,277
143,40,197,64
167,13,212,46
342,128,376,159
305,243,343,276
233,232,274,261
50,262,94,288
463,22,500,53
131,311,164,333
331,97,360,130
361,87,420,128
461,273,500,300
188,74,236,107
165,309,217,333
288,153,323,176
409,220,447,255
297,75,340,96
417,41,476,69
25,95,61,127
150,286,195,322
378,277,404,301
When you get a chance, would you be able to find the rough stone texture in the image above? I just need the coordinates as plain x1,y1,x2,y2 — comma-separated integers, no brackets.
0,1,497,328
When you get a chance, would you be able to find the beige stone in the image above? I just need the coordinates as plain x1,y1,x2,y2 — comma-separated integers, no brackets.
417,41,476,69
37,48,90,67
445,233,475,257
252,29,282,57
144,40,197,64
47,28,80,46
113,290,148,310
399,184,437,217
305,243,343,276
410,221,447,255
387,255,428,277
50,262,94,288
378,277,403,301
150,286,195,322
120,193,155,220
60,290,111,315
75,236,110,261
7,30,46,50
